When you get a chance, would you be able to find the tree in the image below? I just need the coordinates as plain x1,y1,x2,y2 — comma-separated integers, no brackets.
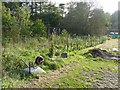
16,5,32,37
41,2,62,28
2,2,32,42
111,10,119,29
63,1,108,36
88,9,108,35
3,2,23,11
31,19,46,37
63,2,93,35
2,3,13,38
59,3,65,17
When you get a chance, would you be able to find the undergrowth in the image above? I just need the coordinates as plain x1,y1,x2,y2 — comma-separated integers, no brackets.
2,35,109,88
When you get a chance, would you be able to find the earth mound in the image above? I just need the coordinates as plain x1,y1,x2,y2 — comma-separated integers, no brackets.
86,48,120,60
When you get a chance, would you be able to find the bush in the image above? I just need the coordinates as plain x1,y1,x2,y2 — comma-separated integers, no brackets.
49,62,61,70
31,19,46,37
56,59,64,67
44,59,51,66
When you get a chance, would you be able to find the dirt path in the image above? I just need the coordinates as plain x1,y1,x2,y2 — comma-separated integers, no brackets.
95,39,118,49
82,69,118,88
21,62,79,88
21,39,119,88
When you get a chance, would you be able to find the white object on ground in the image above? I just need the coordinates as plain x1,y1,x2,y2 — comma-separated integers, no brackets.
112,48,119,52
23,66,46,75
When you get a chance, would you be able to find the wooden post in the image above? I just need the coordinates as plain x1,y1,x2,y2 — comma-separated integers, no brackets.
29,62,31,75
67,33,69,52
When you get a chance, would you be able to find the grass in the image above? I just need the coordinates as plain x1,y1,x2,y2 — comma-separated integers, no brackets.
2,36,115,88
47,43,118,88
30,46,118,88
43,56,118,88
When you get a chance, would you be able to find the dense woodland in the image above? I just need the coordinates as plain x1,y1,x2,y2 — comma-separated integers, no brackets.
2,1,119,43
1,1,120,88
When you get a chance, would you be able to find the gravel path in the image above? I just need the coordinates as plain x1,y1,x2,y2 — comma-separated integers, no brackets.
82,70,118,88
93,71,118,88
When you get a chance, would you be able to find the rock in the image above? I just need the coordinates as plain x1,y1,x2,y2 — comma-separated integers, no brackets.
112,48,119,52
61,53,68,58
23,66,46,75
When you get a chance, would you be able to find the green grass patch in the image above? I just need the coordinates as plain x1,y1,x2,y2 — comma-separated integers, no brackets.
43,52,118,88
2,36,116,88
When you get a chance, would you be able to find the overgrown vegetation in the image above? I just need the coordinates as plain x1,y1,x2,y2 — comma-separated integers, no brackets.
1,1,119,88
2,1,117,42
2,34,108,88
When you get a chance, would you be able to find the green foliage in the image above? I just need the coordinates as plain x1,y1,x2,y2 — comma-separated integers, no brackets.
63,2,109,36
2,35,108,74
2,1,116,88
48,44,54,58
2,4,12,38
44,53,118,88
49,62,60,70
2,3,32,42
55,50,60,56
2,1,111,43
2,35,114,88
61,29,69,37
43,59,63,70
31,19,46,37
111,10,119,29
30,2,62,28
18,6,32,37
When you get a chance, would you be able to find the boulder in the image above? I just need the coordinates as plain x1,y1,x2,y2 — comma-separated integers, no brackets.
23,66,46,75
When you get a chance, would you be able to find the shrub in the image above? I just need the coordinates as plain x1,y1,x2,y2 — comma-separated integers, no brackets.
31,19,46,37
44,60,51,66
56,60,64,67
49,62,60,70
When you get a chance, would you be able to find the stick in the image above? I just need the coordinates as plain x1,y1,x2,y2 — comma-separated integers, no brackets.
29,62,31,74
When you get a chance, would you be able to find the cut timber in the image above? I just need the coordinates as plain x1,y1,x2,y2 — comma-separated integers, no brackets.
88,48,120,60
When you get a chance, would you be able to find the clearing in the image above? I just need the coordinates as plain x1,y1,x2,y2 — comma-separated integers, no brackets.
20,39,119,88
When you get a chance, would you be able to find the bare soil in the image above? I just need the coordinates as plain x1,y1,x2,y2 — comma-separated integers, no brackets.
87,48,120,60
